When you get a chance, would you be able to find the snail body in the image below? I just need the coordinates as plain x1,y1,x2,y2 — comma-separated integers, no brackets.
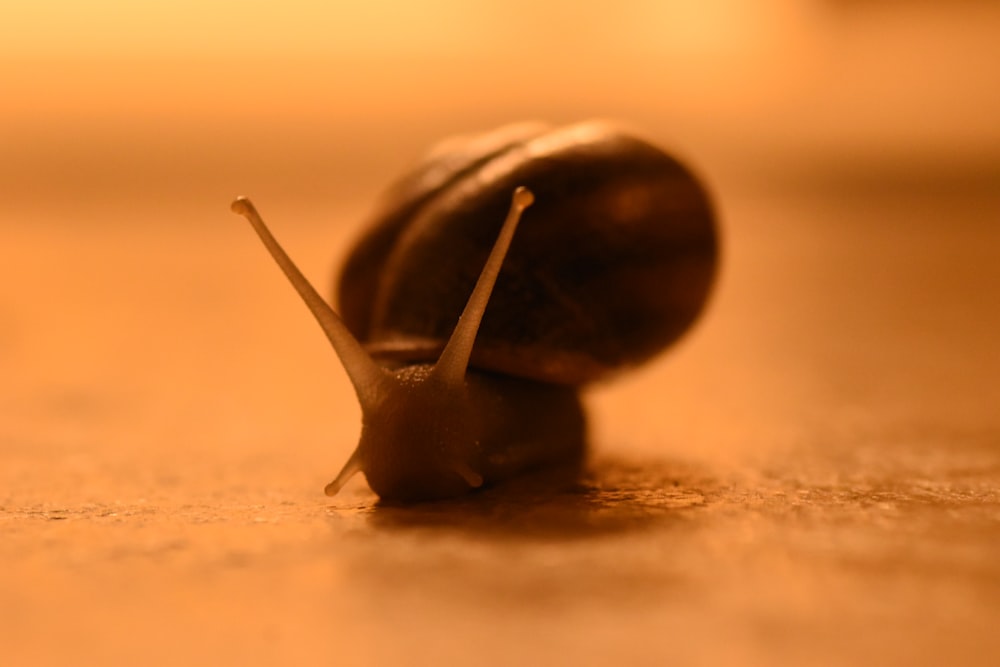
232,121,717,502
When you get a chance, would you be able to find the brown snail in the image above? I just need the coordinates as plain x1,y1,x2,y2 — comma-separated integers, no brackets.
232,121,718,503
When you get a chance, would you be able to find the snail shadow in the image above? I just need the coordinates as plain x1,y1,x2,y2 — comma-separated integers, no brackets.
358,455,716,540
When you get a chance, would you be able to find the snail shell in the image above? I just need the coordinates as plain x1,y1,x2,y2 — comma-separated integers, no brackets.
339,121,718,385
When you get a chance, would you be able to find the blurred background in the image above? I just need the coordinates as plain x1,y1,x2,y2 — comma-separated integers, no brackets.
4,0,999,209
3,0,998,464
2,2,999,665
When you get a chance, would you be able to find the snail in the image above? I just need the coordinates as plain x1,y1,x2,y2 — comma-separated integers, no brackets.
231,121,718,503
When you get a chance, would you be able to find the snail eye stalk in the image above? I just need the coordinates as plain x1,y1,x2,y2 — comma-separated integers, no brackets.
432,186,534,387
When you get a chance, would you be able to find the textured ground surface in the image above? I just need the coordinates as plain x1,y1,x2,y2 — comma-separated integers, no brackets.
2,181,999,665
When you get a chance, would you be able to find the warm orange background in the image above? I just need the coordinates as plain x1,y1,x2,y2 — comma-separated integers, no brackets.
5,0,999,215
3,2,1000,666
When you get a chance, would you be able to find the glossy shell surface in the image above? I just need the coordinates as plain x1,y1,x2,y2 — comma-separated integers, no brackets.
338,121,718,385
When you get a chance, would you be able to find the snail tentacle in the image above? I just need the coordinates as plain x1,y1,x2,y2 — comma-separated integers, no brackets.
231,196,392,409
324,447,364,497
432,186,534,386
